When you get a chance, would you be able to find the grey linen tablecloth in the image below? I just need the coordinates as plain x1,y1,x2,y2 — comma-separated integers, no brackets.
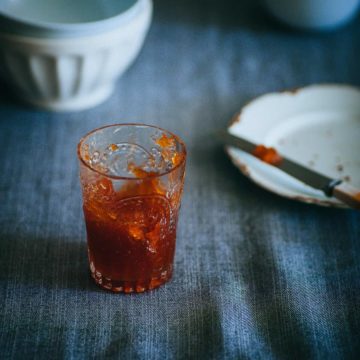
1,1,360,359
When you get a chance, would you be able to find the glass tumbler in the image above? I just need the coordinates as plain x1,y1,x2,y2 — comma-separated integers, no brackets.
77,124,186,293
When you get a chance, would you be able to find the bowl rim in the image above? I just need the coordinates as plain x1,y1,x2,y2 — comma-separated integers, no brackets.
0,0,146,38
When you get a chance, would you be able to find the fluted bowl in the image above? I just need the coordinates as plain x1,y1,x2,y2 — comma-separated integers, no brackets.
0,0,152,111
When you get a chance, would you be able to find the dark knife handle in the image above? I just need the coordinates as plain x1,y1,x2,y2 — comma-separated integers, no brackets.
332,182,360,210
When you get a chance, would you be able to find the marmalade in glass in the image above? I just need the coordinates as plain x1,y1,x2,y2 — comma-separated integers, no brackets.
78,125,186,293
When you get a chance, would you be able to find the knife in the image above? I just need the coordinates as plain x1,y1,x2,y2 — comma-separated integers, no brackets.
219,130,360,209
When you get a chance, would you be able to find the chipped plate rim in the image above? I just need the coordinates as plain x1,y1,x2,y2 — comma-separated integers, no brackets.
226,84,360,208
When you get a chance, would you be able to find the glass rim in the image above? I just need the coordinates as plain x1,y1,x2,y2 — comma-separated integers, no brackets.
77,123,187,181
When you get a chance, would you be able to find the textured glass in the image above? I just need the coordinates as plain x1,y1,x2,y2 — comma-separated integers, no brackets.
78,124,186,293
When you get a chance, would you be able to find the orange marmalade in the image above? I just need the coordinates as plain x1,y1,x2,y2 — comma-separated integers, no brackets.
81,131,186,293
252,145,282,166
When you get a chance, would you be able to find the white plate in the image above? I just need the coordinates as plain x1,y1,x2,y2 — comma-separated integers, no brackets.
227,84,360,208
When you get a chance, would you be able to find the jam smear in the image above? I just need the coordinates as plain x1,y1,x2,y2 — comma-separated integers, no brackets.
252,145,282,166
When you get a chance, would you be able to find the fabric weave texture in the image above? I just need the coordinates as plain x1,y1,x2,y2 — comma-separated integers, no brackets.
1,1,360,359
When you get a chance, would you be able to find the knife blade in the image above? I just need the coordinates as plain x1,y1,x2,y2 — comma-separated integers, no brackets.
219,130,360,209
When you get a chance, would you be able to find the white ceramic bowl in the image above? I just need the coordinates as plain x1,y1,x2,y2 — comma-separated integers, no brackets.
0,0,152,111
264,0,360,30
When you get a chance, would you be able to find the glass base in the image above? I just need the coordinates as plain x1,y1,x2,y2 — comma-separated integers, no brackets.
89,262,173,293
